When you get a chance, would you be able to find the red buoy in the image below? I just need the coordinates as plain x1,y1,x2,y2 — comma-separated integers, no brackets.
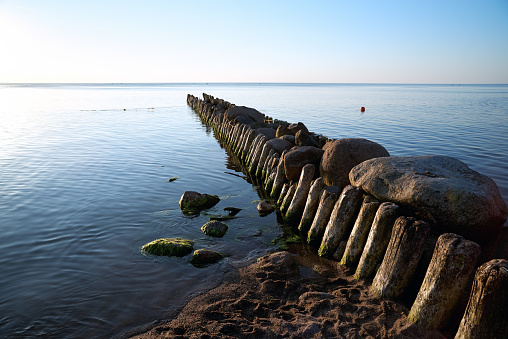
360,107,365,112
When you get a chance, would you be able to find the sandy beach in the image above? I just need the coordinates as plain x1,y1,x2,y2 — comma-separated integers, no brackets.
131,249,446,338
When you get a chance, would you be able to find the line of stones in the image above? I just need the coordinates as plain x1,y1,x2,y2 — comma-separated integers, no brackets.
187,93,507,338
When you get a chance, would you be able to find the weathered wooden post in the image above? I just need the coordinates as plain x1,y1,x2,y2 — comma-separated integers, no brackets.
355,202,399,279
318,185,363,258
284,164,315,225
271,151,287,200
298,177,324,234
341,196,380,267
280,182,297,215
371,216,430,299
307,188,339,247
407,233,480,330
455,259,508,339
277,183,290,206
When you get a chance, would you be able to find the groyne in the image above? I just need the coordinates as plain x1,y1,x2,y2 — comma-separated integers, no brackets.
187,93,507,338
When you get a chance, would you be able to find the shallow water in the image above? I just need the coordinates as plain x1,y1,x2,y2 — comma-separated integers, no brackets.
0,83,506,338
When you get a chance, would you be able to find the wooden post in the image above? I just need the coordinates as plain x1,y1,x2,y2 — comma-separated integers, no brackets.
355,202,399,279
298,177,324,234
318,185,363,258
371,216,430,299
307,188,338,247
280,182,297,215
277,183,290,206
455,259,508,339
341,196,380,267
408,233,480,330
284,164,316,225
271,152,287,200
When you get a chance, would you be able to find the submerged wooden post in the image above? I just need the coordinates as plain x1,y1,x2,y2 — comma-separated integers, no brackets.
341,196,380,267
355,202,399,279
455,259,508,339
371,216,430,299
284,164,315,225
307,188,338,247
298,177,324,234
318,185,363,258
408,233,480,330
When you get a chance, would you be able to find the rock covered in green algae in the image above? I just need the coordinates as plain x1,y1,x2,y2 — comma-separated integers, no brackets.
201,220,228,237
179,191,220,214
142,238,194,257
191,249,224,266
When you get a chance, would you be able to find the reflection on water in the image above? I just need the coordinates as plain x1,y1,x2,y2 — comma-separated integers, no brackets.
0,83,506,338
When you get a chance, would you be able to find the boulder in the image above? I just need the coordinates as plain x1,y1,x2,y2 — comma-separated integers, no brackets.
284,146,324,182
320,138,390,188
142,238,194,257
256,127,276,140
233,115,255,126
179,191,220,214
276,125,291,137
257,201,274,215
281,135,296,144
191,249,224,266
295,130,320,148
225,106,265,123
349,155,508,256
201,220,228,237
287,122,309,135
266,138,294,155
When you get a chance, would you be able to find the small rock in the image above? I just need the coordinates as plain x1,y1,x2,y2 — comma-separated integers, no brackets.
257,201,274,215
223,207,242,216
168,177,180,182
190,249,224,266
179,191,220,214
142,238,194,257
201,220,228,237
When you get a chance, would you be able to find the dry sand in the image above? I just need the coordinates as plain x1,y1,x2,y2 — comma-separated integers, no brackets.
131,249,445,339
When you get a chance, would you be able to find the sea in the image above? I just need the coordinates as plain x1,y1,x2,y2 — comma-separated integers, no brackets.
0,83,507,338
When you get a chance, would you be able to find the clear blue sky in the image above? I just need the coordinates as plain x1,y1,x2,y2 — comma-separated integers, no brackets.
1,0,507,83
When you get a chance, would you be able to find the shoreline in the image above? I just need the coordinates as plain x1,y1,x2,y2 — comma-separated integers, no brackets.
131,92,506,338
130,249,445,338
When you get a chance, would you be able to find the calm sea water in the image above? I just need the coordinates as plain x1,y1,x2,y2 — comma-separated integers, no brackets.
0,83,507,338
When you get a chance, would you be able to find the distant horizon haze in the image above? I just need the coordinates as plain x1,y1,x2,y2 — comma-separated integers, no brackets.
1,0,507,84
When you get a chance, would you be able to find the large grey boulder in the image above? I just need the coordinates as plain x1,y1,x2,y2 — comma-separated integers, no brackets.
320,138,390,188
225,106,265,123
349,155,508,257
284,146,324,182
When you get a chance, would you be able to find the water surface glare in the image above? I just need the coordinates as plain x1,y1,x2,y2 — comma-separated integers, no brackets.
0,83,506,338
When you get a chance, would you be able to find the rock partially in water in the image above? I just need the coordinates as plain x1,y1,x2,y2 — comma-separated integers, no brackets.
142,238,194,257
350,155,508,258
223,207,242,216
191,249,224,267
201,220,229,237
320,138,390,188
257,201,274,215
179,191,220,214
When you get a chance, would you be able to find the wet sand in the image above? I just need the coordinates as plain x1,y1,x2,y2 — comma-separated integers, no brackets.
131,250,445,338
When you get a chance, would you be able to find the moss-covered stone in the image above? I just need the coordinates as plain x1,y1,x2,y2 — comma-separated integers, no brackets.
191,249,224,267
201,220,228,237
179,191,220,214
142,238,194,257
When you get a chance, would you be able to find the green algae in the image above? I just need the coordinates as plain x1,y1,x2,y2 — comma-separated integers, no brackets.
142,237,194,257
201,220,228,237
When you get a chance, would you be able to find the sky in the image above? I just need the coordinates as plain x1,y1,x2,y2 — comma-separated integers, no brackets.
0,0,507,84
